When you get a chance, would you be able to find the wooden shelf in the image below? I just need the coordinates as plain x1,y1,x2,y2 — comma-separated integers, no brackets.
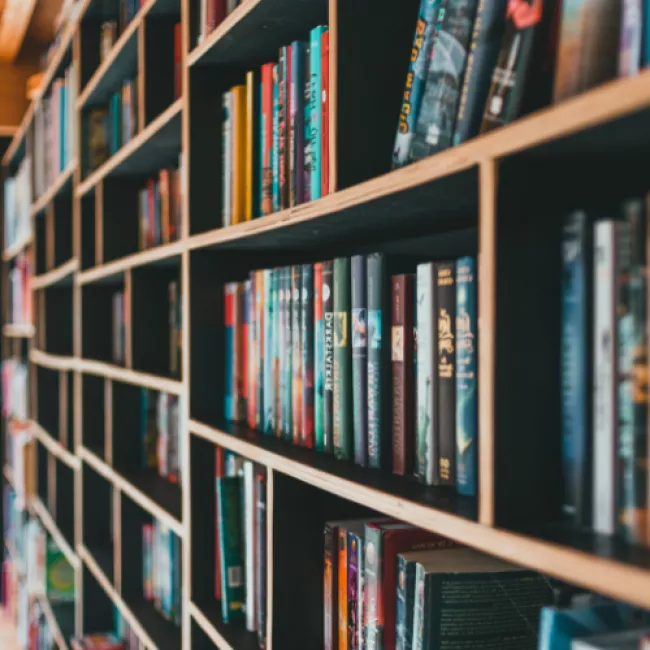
190,601,259,650
30,496,80,569
2,233,32,261
36,595,75,650
31,258,79,290
29,349,77,371
31,421,80,470
77,99,183,197
31,162,77,218
77,358,183,394
3,323,35,338
126,598,182,650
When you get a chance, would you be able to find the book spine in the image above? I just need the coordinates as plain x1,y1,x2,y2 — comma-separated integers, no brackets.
338,528,348,650
416,263,437,485
248,272,257,429
244,462,256,632
272,66,280,213
321,29,329,196
224,283,236,421
436,262,456,486
231,85,246,224
395,555,412,650
256,270,265,430
283,267,293,440
392,274,415,476
287,43,295,208
292,265,303,443
278,47,289,210
333,257,353,460
302,264,315,447
278,268,287,437
324,523,339,650
241,281,250,420
347,531,360,650
455,257,477,496
222,91,232,226
310,27,323,200
255,472,267,648
411,563,425,650
367,253,387,469
245,71,255,221
323,260,335,453
561,211,592,527
351,255,368,467
619,0,643,77
273,269,282,437
303,43,312,203
364,525,381,650
260,63,273,215
314,263,325,450
393,0,442,165
263,270,275,435
291,41,305,206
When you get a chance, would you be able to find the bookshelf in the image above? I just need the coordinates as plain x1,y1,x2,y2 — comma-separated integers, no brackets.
2,0,650,648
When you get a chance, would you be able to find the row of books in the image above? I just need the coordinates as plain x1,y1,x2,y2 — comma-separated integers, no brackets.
138,166,183,251
197,0,245,45
141,389,182,484
8,252,33,326
561,199,650,546
99,0,143,63
3,156,32,251
221,25,329,225
395,0,650,167
224,254,478,493
142,519,182,625
214,448,267,648
33,62,77,198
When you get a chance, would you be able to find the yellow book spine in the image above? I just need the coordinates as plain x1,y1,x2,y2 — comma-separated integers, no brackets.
231,85,246,224
245,71,254,222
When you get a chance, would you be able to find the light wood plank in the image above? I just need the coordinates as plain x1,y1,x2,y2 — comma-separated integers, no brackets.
31,421,80,470
29,349,76,371
3,324,34,338
30,496,80,569
31,161,77,217
31,258,79,290
0,0,37,62
189,602,237,650
2,233,32,262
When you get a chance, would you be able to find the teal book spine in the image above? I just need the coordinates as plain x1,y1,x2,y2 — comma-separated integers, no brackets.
273,268,281,437
455,257,477,496
272,64,280,213
309,26,325,200
283,266,293,440
396,555,416,650
263,270,275,434
217,477,245,623
333,257,352,461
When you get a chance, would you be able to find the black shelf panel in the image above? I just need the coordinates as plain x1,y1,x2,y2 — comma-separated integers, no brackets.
194,600,259,650
120,468,183,523
126,598,182,650
50,600,76,642
85,542,115,586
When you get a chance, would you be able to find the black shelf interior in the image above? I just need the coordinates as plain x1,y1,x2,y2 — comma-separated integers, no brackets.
193,600,260,650
126,599,182,650
82,564,115,633
54,459,75,551
49,600,75,641
120,468,182,523
85,541,115,587
82,373,105,452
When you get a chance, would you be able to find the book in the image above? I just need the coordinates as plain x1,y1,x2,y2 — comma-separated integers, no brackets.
217,476,245,622
231,85,246,224
553,0,621,103
263,270,275,434
561,211,593,527
323,260,335,453
292,265,303,444
310,26,326,200
283,267,293,440
278,267,288,437
572,629,650,650
351,255,368,467
367,253,388,469
409,0,481,158
174,22,182,99
416,263,437,485
455,257,477,496
453,0,508,145
272,65,280,213
245,71,258,221
255,471,267,648
261,63,274,215
339,527,348,650
255,270,265,429
302,264,315,447
321,29,330,196
248,272,257,429
290,41,306,206
222,91,232,226
334,257,353,460
436,262,456,486
279,47,290,210
619,0,642,77
347,529,364,650
392,274,415,476
324,521,339,650
303,43,312,203
224,283,238,421
273,268,281,437
315,263,325,450
244,461,257,632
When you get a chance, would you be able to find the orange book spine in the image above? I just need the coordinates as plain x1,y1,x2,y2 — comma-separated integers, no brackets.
159,169,170,244
231,85,246,224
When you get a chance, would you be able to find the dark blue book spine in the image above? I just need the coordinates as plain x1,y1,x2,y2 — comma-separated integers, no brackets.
351,255,368,467
291,41,306,206
561,211,592,527
455,257,477,496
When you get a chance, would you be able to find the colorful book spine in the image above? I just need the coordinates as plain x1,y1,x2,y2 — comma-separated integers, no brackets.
231,85,246,224
245,71,257,221
393,0,443,165
224,283,237,421
241,281,250,420
455,257,477,496
222,91,232,226
561,211,592,527
263,270,275,434
278,267,287,436
321,29,329,196
436,262,456,486
217,476,245,623
338,527,348,650
292,265,303,444
619,0,643,77
291,41,306,206
248,272,257,429
303,43,312,203
323,260,335,453
273,269,282,437
314,263,325,450
334,257,353,460
392,274,415,476
284,267,293,440
255,471,267,648
309,26,325,199
324,522,339,650
256,270,265,429
143,524,153,600
395,554,416,650
351,255,368,466
279,47,289,209
416,263,437,485
243,462,257,632
302,264,315,447
272,66,280,213
411,563,427,650
347,530,361,650
261,63,274,215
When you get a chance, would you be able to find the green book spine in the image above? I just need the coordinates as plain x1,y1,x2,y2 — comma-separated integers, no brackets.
217,476,245,623
364,524,382,650
333,257,353,460
396,555,416,650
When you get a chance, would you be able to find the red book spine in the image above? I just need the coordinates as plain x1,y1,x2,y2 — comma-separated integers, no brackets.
241,283,249,415
261,63,275,216
213,0,226,28
174,23,181,99
214,447,225,600
391,275,414,475
321,30,329,197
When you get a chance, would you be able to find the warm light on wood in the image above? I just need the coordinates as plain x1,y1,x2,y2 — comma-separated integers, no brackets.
0,0,38,61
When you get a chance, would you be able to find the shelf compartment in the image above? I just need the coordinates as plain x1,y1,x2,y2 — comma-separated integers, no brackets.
40,284,74,356
190,601,260,650
31,161,76,218
31,258,79,291
36,594,75,650
55,458,76,552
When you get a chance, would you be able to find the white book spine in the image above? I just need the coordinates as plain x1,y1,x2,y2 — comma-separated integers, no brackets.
593,220,616,536
244,461,257,631
222,92,232,227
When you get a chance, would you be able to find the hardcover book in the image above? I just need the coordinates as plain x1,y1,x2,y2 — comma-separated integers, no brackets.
619,0,642,77
281,267,293,439
351,255,368,467
255,269,265,429
321,29,330,196
323,260,335,452
339,527,348,650
302,264,315,447
222,91,232,226
315,263,325,450
261,63,274,215
273,268,281,437
231,85,246,224
255,471,267,647
248,271,257,429
292,265,303,444
272,66,280,213
347,529,364,650
244,461,257,632
278,47,289,210
290,42,306,206
303,43,312,203
334,257,353,460
324,522,339,650
263,270,275,434
310,26,326,200
245,70,259,221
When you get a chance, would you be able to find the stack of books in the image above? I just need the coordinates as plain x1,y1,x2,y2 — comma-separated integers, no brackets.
223,254,478,495
33,62,77,196
214,449,267,647
8,252,33,326
140,389,181,485
138,166,183,251
142,519,182,625
221,24,329,226
112,289,127,365
3,155,32,249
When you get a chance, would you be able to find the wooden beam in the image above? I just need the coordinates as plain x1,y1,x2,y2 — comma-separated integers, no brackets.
0,0,38,62
0,62,38,126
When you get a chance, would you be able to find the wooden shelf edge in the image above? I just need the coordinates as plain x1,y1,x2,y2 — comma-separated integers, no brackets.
79,446,184,537
79,544,159,650
187,0,261,67
29,349,77,371
189,419,650,610
2,103,34,167
3,233,33,261
30,496,80,570
78,241,184,285
31,162,78,217
31,258,79,290
3,323,35,338
0,126,17,137
31,421,81,470
77,358,183,395
77,99,183,197
189,602,235,650
35,593,69,650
